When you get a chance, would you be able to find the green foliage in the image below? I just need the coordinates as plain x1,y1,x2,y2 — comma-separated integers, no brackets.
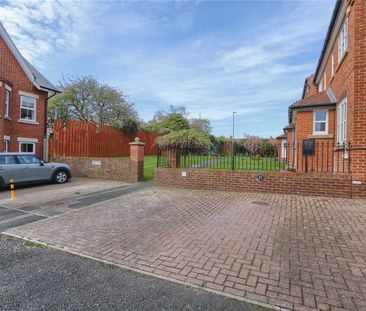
155,129,212,149
48,76,139,133
259,141,277,157
112,117,139,134
143,105,212,136
215,136,227,145
148,113,190,132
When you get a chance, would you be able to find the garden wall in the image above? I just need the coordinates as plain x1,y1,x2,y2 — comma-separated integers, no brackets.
48,119,162,159
154,168,361,198
51,138,146,183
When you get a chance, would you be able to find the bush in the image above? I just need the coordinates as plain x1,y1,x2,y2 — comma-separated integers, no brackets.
243,136,263,156
259,141,277,157
155,129,212,150
112,117,139,134
148,113,190,132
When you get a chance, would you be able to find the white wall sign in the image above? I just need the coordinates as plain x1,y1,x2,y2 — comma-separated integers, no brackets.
182,171,187,177
92,160,101,166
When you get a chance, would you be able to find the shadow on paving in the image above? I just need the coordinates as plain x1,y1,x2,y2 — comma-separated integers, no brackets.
0,182,152,232
0,235,260,311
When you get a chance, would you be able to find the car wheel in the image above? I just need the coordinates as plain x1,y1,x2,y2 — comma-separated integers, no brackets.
54,170,68,184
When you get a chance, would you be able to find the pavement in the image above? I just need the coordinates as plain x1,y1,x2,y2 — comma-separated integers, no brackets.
5,186,366,310
0,177,128,208
0,178,148,232
0,235,257,311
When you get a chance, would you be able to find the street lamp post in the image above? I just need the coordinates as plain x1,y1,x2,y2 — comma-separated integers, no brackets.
232,112,237,170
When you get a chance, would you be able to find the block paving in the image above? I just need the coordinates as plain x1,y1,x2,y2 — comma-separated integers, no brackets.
6,187,366,310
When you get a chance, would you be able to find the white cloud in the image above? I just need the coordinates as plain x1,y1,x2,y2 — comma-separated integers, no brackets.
0,0,95,66
0,0,334,136
98,1,333,136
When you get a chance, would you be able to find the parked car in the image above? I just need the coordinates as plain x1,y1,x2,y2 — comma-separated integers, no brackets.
0,153,71,187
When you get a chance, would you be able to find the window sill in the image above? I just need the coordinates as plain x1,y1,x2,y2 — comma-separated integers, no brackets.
334,143,349,151
335,50,348,73
309,134,333,139
18,119,39,125
4,116,11,121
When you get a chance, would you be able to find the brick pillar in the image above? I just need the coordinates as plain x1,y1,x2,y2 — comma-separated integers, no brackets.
129,137,145,182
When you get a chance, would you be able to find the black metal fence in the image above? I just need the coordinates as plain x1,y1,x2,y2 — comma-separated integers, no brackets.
157,141,351,173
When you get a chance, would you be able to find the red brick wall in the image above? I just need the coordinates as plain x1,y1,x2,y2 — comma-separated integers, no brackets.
351,0,366,180
293,110,337,172
0,35,48,158
292,1,366,178
155,168,356,198
51,140,145,182
52,156,144,183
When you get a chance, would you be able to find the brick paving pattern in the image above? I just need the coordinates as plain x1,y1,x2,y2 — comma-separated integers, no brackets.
6,188,366,310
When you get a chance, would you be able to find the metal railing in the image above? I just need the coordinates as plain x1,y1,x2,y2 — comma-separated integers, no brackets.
157,141,351,173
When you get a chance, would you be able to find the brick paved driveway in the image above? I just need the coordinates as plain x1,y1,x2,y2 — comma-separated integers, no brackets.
5,187,366,310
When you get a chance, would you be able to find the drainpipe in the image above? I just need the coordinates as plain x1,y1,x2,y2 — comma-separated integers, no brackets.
45,92,57,136
44,92,58,160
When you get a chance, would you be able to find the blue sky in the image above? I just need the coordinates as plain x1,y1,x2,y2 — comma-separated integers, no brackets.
0,0,335,137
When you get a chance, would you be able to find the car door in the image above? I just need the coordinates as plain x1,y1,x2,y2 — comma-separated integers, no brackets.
0,155,22,185
16,154,50,182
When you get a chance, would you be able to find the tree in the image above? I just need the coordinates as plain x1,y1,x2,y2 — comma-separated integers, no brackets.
146,112,190,132
259,141,277,157
155,129,212,150
243,135,263,155
189,116,212,134
159,113,190,131
148,105,189,125
48,76,140,133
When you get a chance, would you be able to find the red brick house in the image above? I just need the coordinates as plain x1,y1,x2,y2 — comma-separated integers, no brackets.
0,23,60,159
278,0,366,183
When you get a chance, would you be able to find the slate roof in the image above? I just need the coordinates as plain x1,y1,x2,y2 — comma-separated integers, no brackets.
276,133,286,140
313,0,342,83
0,22,60,93
290,92,335,109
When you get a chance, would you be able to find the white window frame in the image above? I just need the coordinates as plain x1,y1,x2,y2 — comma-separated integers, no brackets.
20,96,36,122
337,98,347,145
313,110,328,135
331,49,335,77
281,139,287,159
323,72,326,90
4,89,10,117
338,17,348,62
19,142,35,153
318,78,323,92
3,140,9,152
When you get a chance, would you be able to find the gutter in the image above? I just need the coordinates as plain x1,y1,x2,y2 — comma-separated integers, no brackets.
313,0,342,84
290,103,336,111
39,85,62,94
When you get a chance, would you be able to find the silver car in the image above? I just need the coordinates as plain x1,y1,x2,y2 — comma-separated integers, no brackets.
0,153,71,187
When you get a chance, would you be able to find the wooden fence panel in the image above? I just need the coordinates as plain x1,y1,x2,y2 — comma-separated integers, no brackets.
49,120,162,158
